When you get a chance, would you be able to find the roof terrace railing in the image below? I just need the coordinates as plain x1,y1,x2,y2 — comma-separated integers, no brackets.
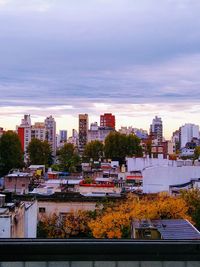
0,239,200,262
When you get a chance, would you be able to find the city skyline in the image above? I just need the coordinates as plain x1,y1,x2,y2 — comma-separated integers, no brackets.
1,0,200,138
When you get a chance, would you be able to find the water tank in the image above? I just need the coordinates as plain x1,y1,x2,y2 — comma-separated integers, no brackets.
0,194,5,207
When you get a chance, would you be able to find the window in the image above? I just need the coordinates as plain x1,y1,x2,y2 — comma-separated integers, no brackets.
39,207,46,213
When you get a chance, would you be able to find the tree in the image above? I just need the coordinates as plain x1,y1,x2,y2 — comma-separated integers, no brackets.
57,143,80,172
38,210,91,238
88,193,191,238
83,140,104,161
0,131,24,176
181,188,200,230
104,132,143,164
194,146,200,160
27,139,52,166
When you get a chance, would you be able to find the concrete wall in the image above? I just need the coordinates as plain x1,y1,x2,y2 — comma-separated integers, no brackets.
0,216,11,237
127,157,172,172
143,165,200,193
25,201,37,238
38,201,97,219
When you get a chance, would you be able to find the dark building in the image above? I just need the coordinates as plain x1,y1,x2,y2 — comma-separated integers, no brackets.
78,114,89,153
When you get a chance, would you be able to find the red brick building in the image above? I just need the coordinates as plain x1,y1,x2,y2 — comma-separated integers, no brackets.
100,113,115,129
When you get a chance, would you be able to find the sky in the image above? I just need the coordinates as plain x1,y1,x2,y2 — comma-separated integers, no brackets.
0,0,200,138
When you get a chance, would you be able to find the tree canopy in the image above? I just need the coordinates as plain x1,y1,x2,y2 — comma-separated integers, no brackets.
88,193,191,238
0,131,24,176
27,138,53,166
104,132,143,164
194,146,200,160
181,188,200,230
57,143,80,172
37,193,191,239
83,140,104,161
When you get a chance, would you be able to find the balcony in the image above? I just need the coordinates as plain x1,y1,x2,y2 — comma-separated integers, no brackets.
0,239,200,266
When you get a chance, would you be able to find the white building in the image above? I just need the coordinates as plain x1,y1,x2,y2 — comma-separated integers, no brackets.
45,115,56,156
180,123,199,148
126,157,200,194
142,164,200,194
31,122,46,141
88,122,114,143
24,201,37,238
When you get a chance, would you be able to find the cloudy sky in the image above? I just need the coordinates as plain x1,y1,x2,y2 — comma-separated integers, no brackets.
0,0,200,138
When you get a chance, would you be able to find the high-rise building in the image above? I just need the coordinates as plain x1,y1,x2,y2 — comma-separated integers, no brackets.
17,115,32,159
59,130,67,143
57,130,67,147
44,115,56,156
180,123,199,148
150,116,163,145
100,113,115,129
31,122,45,141
88,122,114,143
78,114,88,152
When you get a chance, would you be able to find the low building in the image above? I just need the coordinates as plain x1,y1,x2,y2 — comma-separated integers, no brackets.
0,194,25,238
4,171,33,194
131,219,200,240
142,163,200,193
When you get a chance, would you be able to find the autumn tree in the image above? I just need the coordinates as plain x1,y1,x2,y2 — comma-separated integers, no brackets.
0,131,24,176
38,210,91,238
88,193,191,239
181,188,200,229
104,132,143,164
27,139,52,166
83,140,104,161
57,143,80,172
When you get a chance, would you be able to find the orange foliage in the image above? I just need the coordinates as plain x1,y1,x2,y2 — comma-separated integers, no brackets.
88,193,192,238
40,210,91,238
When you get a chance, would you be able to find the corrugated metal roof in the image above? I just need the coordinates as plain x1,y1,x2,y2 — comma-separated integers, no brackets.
152,219,200,240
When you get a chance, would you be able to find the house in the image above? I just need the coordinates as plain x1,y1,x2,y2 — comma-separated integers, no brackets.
0,194,25,238
131,219,200,240
4,171,33,194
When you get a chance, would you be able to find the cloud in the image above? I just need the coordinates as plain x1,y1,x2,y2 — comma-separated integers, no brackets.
0,0,55,12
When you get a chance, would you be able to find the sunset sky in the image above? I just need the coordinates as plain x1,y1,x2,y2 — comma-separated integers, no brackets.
1,0,200,138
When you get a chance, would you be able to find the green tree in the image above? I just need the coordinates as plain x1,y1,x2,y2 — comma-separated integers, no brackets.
194,146,200,160
104,132,143,164
27,139,53,166
57,143,80,172
83,140,104,161
0,131,24,176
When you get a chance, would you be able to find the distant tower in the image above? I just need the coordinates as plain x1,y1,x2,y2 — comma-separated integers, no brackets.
180,123,199,148
78,114,89,152
59,130,67,143
45,115,56,157
150,116,163,145
100,113,115,129
17,114,32,161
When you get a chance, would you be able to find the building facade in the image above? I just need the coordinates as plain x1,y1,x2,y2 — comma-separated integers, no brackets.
150,116,163,145
78,114,88,152
100,113,115,129
180,123,199,148
44,115,56,156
